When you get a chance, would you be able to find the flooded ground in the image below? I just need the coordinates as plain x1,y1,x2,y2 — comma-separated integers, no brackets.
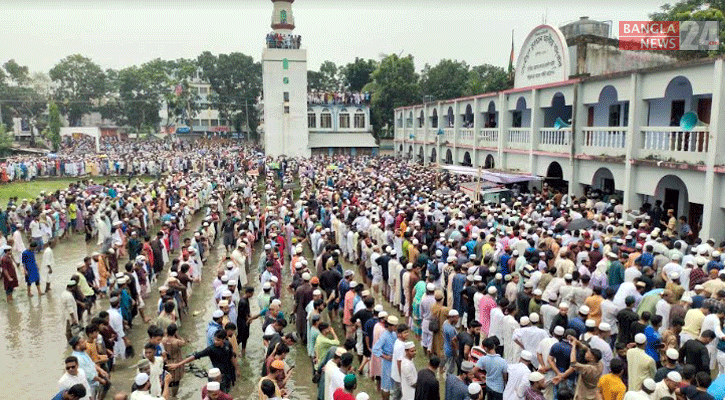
1,202,431,400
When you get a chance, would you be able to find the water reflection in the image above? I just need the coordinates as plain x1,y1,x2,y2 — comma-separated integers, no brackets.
0,208,428,400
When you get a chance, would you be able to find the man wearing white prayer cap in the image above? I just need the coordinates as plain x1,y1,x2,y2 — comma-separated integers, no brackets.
585,322,613,374
653,371,681,400
512,313,550,368
131,371,172,399
627,333,656,391
503,350,535,400
524,370,548,400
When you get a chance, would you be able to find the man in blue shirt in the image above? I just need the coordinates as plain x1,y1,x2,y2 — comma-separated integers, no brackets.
373,315,398,400
568,306,588,338
644,315,662,362
473,337,507,400
451,267,467,314
443,309,460,374
548,329,576,400
446,360,474,400
710,372,725,400
68,336,110,399
207,310,225,346
636,245,654,268
465,236,477,256
51,384,87,400
707,252,723,274
499,248,512,276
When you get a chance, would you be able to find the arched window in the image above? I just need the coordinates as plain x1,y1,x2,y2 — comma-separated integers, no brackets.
307,108,316,128
464,104,473,127
354,109,365,128
339,108,350,129
321,108,332,128
280,10,287,24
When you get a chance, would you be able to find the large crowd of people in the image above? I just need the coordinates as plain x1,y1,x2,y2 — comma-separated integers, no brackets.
4,138,725,400
266,32,302,49
308,91,371,106
1,136,226,183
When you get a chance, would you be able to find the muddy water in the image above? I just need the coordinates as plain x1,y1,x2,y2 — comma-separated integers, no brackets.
0,210,431,399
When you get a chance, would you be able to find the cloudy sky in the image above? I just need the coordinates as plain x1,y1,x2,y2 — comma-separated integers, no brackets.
1,0,669,74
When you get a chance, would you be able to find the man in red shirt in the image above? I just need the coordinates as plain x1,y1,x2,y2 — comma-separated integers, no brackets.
333,373,357,400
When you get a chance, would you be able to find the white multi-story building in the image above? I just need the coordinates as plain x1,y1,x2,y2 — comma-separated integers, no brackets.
307,103,377,156
395,23,725,241
158,74,237,137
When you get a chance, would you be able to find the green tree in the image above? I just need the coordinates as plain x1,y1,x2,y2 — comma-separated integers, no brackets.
163,58,201,129
49,54,106,126
3,59,29,85
319,60,340,91
366,54,421,140
464,64,511,96
308,70,325,92
197,51,262,139
48,101,62,151
0,67,8,128
340,58,378,92
97,68,124,124
117,64,163,133
0,124,13,156
0,60,46,146
29,72,52,98
650,0,725,56
420,59,470,101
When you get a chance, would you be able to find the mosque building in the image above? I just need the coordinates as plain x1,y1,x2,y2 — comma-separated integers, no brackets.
394,19,725,241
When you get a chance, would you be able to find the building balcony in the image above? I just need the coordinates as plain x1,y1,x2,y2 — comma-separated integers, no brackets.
392,125,710,168
458,129,475,146
507,128,531,150
479,128,499,148
538,127,571,153
581,127,627,157
639,126,709,164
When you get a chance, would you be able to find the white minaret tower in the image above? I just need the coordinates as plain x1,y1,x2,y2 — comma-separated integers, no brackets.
262,0,310,158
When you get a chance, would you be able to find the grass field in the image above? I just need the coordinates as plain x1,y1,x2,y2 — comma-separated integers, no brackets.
0,176,154,206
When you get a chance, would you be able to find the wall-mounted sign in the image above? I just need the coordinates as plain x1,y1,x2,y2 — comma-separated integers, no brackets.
514,25,570,88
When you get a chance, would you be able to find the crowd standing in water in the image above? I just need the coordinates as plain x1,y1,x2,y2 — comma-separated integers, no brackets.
4,137,725,400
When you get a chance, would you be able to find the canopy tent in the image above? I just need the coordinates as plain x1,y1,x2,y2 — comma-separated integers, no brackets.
437,165,542,184
436,164,541,202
